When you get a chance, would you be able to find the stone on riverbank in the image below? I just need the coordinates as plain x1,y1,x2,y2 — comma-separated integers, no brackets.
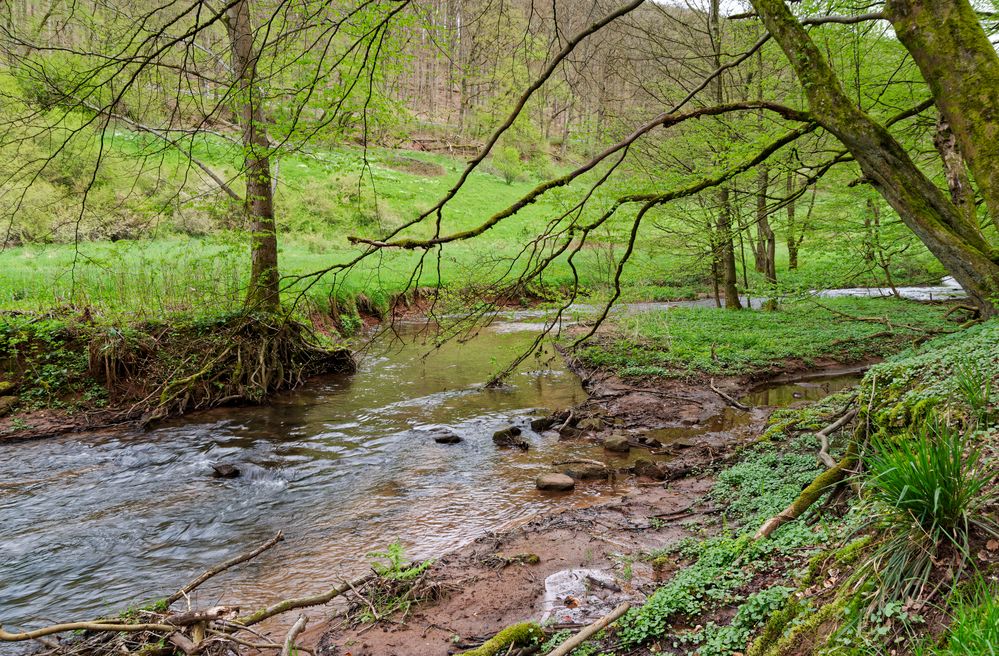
633,458,667,480
577,417,605,431
0,396,17,417
603,433,631,452
536,473,575,491
563,463,609,480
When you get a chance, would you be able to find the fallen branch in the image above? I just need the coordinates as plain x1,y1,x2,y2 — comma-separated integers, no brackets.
461,622,543,656
236,573,376,626
816,408,858,468
168,531,285,605
709,379,749,411
0,622,175,642
281,615,308,656
545,602,630,656
754,444,857,540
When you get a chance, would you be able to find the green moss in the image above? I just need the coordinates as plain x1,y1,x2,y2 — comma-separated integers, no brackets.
461,622,543,656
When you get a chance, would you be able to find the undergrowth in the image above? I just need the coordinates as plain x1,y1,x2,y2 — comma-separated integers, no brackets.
575,297,955,378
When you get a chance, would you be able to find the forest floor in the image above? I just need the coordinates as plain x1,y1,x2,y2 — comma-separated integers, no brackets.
311,318,998,656
310,368,770,656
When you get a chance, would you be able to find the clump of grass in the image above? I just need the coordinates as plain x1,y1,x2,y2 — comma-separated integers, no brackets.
929,580,999,655
860,418,996,606
952,360,993,429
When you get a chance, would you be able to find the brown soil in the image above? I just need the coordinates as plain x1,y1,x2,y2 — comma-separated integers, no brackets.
310,372,777,656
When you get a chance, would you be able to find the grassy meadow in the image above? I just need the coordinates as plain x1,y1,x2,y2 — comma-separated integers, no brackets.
0,134,947,325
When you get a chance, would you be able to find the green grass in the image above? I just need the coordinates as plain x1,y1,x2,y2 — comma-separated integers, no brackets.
575,297,957,378
0,118,951,322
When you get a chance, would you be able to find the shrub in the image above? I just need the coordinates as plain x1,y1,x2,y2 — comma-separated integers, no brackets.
860,418,996,605
491,146,522,185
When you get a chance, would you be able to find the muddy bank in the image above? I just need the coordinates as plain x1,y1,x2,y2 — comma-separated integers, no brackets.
311,365,863,656
0,312,353,442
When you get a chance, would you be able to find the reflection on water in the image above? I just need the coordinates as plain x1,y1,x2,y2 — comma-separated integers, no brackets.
0,323,612,639
742,374,862,407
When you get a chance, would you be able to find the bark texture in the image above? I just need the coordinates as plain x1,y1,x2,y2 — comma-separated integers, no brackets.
750,0,999,316
885,0,999,234
228,0,280,313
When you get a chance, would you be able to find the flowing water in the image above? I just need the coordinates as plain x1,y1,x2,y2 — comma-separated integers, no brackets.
0,322,625,643
0,282,924,642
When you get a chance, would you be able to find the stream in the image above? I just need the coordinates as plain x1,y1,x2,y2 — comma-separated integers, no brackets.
0,280,949,643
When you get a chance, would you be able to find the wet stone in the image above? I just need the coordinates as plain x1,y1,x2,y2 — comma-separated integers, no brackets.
530,416,555,432
431,429,462,444
493,426,528,450
536,473,575,491
603,433,631,453
212,464,241,479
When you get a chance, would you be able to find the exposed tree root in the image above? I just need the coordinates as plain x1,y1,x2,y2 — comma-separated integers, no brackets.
86,313,354,424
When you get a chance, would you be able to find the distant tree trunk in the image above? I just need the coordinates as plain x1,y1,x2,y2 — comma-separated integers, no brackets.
752,0,999,317
718,186,742,309
785,171,803,270
754,164,777,283
711,0,741,309
227,0,280,314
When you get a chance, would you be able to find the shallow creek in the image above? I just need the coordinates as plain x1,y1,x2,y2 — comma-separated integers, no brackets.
0,314,868,640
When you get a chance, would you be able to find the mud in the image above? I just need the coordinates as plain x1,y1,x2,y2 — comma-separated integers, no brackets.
311,371,784,656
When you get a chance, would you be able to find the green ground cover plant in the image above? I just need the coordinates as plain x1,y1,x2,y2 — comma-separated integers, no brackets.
575,297,956,378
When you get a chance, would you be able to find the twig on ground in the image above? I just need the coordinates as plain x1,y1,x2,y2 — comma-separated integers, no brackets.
544,602,630,656
709,379,749,411
281,615,308,656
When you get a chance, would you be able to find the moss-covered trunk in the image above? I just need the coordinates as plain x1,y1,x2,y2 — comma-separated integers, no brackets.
885,0,999,239
228,0,281,314
750,0,999,317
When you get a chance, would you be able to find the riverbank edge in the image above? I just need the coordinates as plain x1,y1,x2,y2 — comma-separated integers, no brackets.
0,293,960,442
311,320,998,656
0,311,354,442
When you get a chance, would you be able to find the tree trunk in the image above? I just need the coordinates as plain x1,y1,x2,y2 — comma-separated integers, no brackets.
718,186,742,309
933,116,979,231
885,0,999,236
227,0,280,314
755,164,776,283
751,0,999,317
711,0,741,310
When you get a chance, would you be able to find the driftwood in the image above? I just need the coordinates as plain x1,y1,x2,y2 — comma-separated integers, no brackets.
167,531,284,604
281,615,309,656
544,602,630,656
709,379,750,411
237,572,376,626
